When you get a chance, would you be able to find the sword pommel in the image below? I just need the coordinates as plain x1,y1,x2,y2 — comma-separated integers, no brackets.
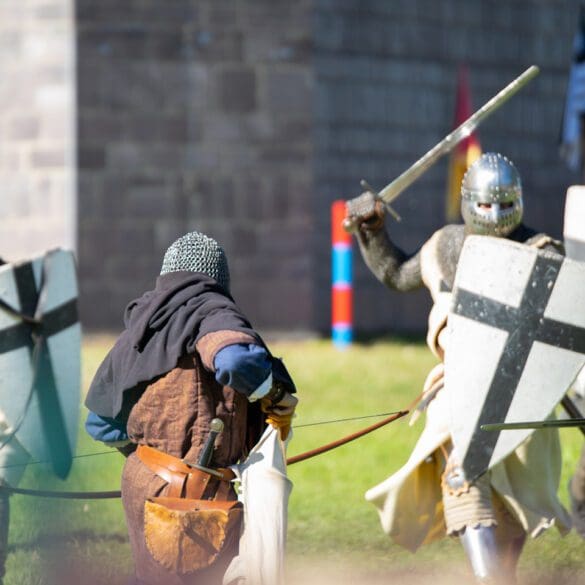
209,417,224,434
198,418,224,468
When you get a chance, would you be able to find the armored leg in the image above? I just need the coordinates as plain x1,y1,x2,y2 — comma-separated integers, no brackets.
460,525,515,584
569,442,585,538
442,453,521,584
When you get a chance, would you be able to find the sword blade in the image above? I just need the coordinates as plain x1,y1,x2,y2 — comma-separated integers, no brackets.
376,65,540,205
482,418,585,431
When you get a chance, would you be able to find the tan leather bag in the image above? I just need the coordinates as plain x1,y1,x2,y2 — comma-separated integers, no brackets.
144,496,243,575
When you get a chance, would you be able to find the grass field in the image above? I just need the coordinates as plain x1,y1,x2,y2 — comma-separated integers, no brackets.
4,335,585,584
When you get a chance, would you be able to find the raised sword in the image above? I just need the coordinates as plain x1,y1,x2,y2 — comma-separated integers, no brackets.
344,65,540,232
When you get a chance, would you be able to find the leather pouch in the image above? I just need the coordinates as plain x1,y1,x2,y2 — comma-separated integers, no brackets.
144,496,242,574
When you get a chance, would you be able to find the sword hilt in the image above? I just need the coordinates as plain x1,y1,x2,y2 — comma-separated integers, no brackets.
342,181,402,234
360,180,402,222
182,418,225,478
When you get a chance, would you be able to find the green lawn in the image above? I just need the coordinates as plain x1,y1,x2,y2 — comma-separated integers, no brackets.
5,335,585,584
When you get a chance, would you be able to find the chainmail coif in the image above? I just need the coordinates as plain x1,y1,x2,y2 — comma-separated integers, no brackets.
160,231,230,292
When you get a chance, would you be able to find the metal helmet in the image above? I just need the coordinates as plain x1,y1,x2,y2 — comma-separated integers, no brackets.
460,152,523,237
160,231,230,292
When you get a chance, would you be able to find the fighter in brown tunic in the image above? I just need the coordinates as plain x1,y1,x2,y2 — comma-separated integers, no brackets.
85,231,297,585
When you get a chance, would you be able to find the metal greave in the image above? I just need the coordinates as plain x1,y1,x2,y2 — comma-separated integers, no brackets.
459,525,512,584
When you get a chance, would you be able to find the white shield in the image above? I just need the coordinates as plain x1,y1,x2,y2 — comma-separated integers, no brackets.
564,186,585,398
445,236,585,481
564,185,585,262
0,249,80,479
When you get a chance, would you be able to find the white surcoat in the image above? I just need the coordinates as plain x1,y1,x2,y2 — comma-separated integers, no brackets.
365,228,571,551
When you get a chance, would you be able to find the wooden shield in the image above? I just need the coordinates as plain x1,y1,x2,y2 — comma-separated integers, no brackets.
445,236,585,482
0,249,80,478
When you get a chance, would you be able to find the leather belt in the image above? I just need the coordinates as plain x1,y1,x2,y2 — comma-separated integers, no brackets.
136,444,235,500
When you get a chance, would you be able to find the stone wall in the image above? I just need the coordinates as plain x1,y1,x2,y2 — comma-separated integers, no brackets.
4,0,581,335
0,0,76,263
76,0,315,331
312,0,583,335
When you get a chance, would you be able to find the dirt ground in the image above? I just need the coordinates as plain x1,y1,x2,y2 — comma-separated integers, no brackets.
286,561,585,585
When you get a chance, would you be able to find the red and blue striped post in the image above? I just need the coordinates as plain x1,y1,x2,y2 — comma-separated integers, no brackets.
331,200,353,347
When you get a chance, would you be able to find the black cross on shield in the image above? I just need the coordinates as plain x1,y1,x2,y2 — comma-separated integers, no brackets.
0,258,79,478
451,252,585,481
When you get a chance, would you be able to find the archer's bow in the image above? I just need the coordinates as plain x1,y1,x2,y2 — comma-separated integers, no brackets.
287,409,408,465
2,409,409,499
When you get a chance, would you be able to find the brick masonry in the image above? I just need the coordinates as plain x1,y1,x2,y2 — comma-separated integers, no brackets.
76,0,315,331
1,0,583,336
0,0,76,263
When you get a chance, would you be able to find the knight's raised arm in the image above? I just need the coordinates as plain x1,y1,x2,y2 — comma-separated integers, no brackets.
345,191,423,292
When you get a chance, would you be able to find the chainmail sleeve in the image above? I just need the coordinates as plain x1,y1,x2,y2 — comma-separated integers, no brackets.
356,227,423,292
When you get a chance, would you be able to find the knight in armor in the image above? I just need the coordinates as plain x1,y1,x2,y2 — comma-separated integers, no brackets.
345,153,570,584
85,231,297,585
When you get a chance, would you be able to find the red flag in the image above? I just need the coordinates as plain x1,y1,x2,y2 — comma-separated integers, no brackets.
446,65,482,222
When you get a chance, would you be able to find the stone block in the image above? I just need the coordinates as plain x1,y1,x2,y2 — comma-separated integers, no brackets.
106,143,186,171
123,114,190,143
77,0,198,25
183,28,244,63
238,2,311,34
186,64,210,109
36,2,68,20
207,2,238,28
0,31,23,57
126,176,173,217
271,115,311,145
183,145,220,170
215,67,256,113
235,175,263,220
228,225,258,257
78,112,125,143
7,116,40,140
79,147,106,170
30,148,66,168
148,30,185,61
0,151,20,170
261,68,312,114
5,216,73,258
78,28,148,61
212,176,237,219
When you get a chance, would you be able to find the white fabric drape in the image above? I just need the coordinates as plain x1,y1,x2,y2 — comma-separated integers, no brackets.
223,426,292,585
